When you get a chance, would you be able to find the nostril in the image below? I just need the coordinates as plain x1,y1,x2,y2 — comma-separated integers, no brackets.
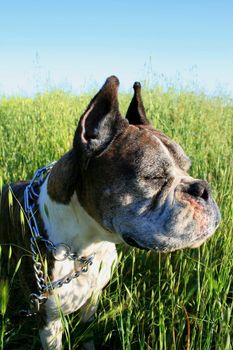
201,188,209,201
185,181,210,201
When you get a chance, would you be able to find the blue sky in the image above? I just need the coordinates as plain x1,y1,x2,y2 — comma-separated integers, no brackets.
0,0,232,96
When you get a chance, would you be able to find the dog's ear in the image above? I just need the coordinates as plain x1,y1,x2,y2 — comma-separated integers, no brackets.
74,76,127,157
126,82,150,125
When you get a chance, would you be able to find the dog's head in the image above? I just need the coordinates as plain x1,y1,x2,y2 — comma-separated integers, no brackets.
50,76,221,252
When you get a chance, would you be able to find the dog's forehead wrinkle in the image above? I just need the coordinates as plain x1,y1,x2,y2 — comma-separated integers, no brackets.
143,127,192,171
151,134,177,166
131,129,185,178
113,130,174,177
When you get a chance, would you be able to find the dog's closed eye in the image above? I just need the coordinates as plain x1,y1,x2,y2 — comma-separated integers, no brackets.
143,175,166,181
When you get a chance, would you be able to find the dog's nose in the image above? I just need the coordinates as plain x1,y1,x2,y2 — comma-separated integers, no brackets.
185,180,210,201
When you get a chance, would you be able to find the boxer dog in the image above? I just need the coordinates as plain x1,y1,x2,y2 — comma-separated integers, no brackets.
0,76,220,349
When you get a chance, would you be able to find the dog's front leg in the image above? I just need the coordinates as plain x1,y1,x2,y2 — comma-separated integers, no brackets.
78,292,102,350
39,318,63,350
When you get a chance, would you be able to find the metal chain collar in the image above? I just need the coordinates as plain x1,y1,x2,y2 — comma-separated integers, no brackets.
23,162,95,316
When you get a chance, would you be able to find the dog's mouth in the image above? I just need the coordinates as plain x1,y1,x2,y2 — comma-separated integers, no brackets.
122,235,149,251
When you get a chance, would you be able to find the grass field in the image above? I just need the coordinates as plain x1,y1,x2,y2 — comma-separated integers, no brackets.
0,87,232,349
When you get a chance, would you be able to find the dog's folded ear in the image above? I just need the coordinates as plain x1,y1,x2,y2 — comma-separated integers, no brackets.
74,76,128,157
126,82,150,125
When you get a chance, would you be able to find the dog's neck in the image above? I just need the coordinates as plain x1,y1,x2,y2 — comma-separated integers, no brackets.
38,177,120,257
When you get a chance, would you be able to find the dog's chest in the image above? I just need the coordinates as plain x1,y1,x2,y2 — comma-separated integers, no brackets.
45,242,117,318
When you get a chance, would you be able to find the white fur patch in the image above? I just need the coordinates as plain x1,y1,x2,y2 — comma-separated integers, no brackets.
38,178,118,348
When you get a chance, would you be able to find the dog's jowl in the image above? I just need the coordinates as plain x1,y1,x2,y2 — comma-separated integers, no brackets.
0,76,220,349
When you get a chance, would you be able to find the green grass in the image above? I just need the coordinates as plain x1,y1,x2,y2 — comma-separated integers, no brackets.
0,87,232,349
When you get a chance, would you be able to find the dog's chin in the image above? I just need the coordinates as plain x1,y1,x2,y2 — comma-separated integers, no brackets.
187,226,218,249
189,238,207,248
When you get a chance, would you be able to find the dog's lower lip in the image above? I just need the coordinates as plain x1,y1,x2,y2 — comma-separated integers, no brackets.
122,235,149,250
189,231,211,246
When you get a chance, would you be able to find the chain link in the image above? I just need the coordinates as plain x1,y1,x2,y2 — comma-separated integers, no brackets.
44,255,94,291
23,162,95,315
